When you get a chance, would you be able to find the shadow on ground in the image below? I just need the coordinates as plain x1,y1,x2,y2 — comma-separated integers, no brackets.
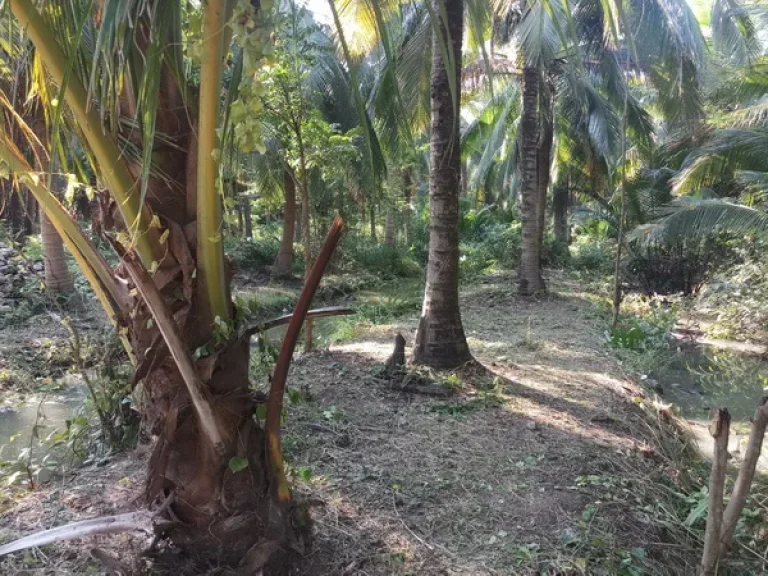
285,272,700,575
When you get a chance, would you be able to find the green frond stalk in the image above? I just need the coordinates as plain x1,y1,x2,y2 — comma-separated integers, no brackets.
196,0,231,322
9,0,162,266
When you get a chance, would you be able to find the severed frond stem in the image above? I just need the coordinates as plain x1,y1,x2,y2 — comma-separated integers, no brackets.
266,216,344,503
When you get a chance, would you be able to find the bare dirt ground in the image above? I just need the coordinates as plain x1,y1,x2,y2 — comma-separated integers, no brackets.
286,271,699,575
0,271,702,575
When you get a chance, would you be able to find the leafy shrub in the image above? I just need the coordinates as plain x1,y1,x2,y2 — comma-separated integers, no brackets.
458,200,517,242
608,295,679,376
571,239,614,273
693,238,768,344
225,234,282,272
543,235,571,267
624,234,735,295
334,232,422,279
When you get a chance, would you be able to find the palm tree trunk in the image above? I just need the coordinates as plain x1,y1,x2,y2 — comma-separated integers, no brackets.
553,183,569,244
536,81,554,264
413,0,472,368
402,167,413,247
297,131,313,351
236,200,244,237
41,170,74,293
41,212,73,292
369,203,377,240
384,206,395,248
6,1,300,569
243,197,253,239
274,168,296,277
295,202,302,243
518,66,545,295
25,190,37,235
7,186,25,241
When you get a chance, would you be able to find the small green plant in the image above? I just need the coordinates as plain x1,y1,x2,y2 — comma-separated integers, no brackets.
322,405,344,421
517,316,541,351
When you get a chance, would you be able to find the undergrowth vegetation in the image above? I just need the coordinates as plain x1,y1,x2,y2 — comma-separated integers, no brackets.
0,326,137,511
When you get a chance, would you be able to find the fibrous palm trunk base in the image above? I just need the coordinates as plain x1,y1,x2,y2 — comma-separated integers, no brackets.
136,328,304,573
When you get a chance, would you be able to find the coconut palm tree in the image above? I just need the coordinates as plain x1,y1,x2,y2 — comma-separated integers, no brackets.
0,0,335,568
328,0,494,367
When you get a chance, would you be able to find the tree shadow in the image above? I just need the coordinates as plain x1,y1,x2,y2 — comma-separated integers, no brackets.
284,348,699,576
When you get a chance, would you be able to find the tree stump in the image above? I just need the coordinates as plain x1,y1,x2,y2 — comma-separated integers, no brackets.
385,333,406,378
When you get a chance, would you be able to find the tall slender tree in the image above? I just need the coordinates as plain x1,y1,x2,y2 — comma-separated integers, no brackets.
274,167,297,277
413,0,472,367
518,64,544,294
0,0,312,568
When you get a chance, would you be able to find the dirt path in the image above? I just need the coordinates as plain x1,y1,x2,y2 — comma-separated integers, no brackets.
284,271,699,574
0,271,702,574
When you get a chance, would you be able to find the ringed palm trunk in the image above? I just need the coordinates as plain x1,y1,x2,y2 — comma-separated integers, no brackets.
369,203,377,240
518,66,545,295
384,206,395,248
24,189,37,235
553,183,569,244
4,0,299,569
297,135,313,351
413,0,472,368
41,211,73,292
243,196,253,239
7,185,25,241
402,167,413,247
41,167,74,293
536,82,554,264
273,168,296,277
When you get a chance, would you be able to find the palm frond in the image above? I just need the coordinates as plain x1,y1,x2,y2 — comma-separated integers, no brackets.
630,198,768,242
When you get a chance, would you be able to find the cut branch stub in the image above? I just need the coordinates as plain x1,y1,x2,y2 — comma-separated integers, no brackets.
385,333,406,378
720,397,768,556
700,408,731,576
266,216,344,504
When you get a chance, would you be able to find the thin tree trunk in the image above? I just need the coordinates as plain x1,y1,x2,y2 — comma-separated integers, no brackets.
553,182,569,244
384,206,395,248
41,212,74,292
236,201,244,238
612,85,630,328
274,168,296,277
243,197,253,239
297,132,312,351
403,167,413,247
413,0,472,369
460,159,468,197
700,409,730,576
41,172,74,293
369,203,377,241
720,399,768,555
518,66,544,295
536,80,554,264
295,201,302,243
25,190,37,235
8,186,25,242
30,114,74,293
